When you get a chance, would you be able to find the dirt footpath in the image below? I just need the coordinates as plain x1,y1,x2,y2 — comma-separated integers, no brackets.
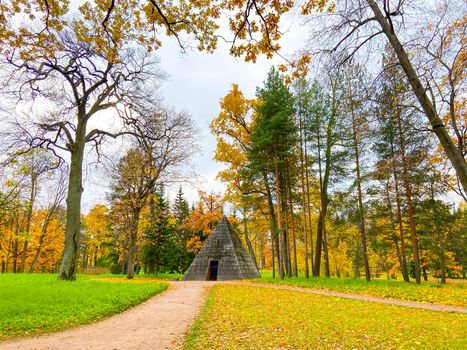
0,281,212,350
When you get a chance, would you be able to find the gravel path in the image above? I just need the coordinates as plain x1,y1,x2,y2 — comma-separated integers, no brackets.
232,282,467,313
0,281,212,350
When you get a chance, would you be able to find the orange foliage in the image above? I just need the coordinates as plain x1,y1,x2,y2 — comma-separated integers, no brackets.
0,207,65,273
183,191,224,253
0,1,332,64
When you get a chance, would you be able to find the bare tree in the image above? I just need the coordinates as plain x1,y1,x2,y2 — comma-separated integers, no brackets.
110,107,199,279
310,0,466,194
1,30,163,280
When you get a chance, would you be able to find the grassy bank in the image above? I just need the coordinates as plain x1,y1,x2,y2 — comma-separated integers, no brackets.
256,272,467,307
0,273,168,340
81,272,184,280
185,285,467,350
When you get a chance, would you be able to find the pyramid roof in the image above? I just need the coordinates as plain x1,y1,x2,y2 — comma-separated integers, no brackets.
183,216,260,280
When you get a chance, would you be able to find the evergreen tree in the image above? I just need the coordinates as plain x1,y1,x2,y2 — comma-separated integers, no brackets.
173,187,190,224
171,187,192,272
248,67,297,279
142,185,172,274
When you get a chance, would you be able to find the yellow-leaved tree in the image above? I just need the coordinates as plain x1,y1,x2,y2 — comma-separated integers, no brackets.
82,204,111,269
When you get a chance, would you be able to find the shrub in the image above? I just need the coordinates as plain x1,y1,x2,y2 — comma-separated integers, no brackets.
110,263,122,274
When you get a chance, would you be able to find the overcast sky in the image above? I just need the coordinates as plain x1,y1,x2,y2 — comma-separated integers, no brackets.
80,14,307,212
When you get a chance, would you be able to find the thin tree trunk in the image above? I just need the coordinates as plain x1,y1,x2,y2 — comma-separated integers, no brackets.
282,162,292,277
422,268,428,282
286,163,298,277
314,120,331,277
304,138,315,274
323,221,331,277
242,210,258,270
283,196,291,277
273,145,285,279
263,171,277,278
349,89,371,281
313,126,324,277
270,228,275,278
354,233,361,278
20,175,37,273
396,113,421,284
1,238,5,272
386,124,411,282
6,233,13,273
29,234,45,273
299,111,310,278
385,180,409,282
440,250,446,284
394,180,410,282
82,248,87,269
394,239,403,278
13,212,19,273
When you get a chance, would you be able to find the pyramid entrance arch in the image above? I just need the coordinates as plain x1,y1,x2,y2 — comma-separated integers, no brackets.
207,260,219,280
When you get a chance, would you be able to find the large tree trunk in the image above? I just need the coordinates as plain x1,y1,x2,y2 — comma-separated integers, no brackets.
58,120,86,281
127,207,142,279
367,0,467,193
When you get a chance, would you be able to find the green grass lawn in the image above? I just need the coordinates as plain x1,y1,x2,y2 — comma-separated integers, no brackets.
256,271,467,307
86,271,184,280
138,272,184,280
0,273,168,340
185,285,467,350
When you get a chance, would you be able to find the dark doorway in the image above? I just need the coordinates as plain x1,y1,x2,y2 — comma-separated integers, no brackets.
206,260,219,281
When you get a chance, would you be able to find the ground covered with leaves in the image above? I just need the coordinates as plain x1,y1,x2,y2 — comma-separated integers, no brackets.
185,285,466,350
0,274,168,340
258,273,467,307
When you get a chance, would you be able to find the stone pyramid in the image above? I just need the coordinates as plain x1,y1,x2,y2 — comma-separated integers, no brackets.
183,216,260,281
